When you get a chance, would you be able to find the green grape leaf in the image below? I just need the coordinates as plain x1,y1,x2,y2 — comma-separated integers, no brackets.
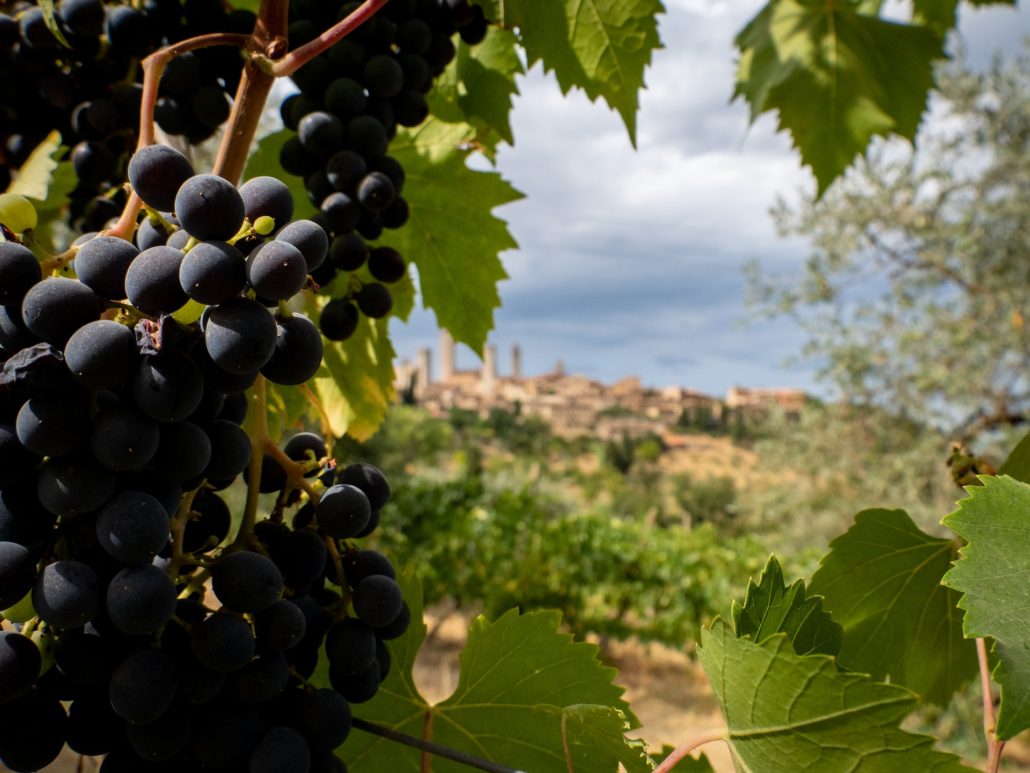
379,119,521,355
942,475,1030,739
698,620,976,773
496,0,663,145
732,555,842,656
998,430,1030,483
809,509,975,706
734,0,944,194
428,26,524,153
313,313,397,442
333,572,650,772
9,131,69,202
264,381,313,446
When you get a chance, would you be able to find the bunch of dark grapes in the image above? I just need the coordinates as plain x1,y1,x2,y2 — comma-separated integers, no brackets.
0,143,408,772
0,0,251,231
278,0,488,342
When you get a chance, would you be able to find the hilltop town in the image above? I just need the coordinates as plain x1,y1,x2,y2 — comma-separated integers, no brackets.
394,332,807,440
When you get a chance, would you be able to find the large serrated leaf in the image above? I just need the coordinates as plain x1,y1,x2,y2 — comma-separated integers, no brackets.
496,0,663,145
428,26,523,153
379,119,521,355
732,555,841,656
942,475,1030,739
334,572,649,772
734,0,944,194
809,509,975,706
698,619,976,773
313,312,396,442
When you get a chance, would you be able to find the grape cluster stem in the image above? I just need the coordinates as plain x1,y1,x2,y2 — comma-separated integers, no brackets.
651,728,728,773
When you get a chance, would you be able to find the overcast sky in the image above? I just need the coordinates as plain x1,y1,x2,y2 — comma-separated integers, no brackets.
390,0,1030,397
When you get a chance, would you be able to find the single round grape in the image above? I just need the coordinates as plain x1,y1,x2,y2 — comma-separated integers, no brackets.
321,191,361,232
153,420,213,481
262,314,323,386
246,241,309,301
36,457,115,517
375,600,411,640
250,726,311,773
319,299,359,341
381,195,410,229
0,632,40,704
356,282,393,318
279,136,319,176
178,240,246,304
231,651,289,703
193,86,231,128
204,419,252,480
325,617,377,675
298,111,345,156
71,140,117,185
299,688,352,752
204,297,278,374
182,490,232,554
276,219,329,271
212,551,283,613
64,320,138,389
393,89,430,127
126,711,191,762
105,5,150,57
337,463,391,510
21,277,101,346
239,176,295,229
109,649,178,724
358,172,397,212
132,352,205,422
96,490,169,564
326,149,367,193
74,236,140,300
16,397,88,457
254,599,307,652
324,77,367,120
191,612,256,672
342,549,396,587
368,246,406,283
316,483,371,538
329,233,368,271
192,707,263,769
106,564,177,635
125,245,188,314
32,560,101,630
353,574,404,628
283,432,327,473
176,174,246,241
363,54,405,99
268,528,326,592
329,658,381,703
89,405,160,472
0,694,67,771
372,156,406,193
65,693,120,756
346,115,389,159
0,544,35,611
127,146,195,213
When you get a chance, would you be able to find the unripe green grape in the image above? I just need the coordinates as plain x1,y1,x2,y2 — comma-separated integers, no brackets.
0,193,38,233
254,215,275,235
1,591,35,623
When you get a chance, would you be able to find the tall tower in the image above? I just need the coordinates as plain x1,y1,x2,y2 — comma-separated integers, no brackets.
415,347,432,397
481,344,498,396
511,343,522,379
439,328,455,383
